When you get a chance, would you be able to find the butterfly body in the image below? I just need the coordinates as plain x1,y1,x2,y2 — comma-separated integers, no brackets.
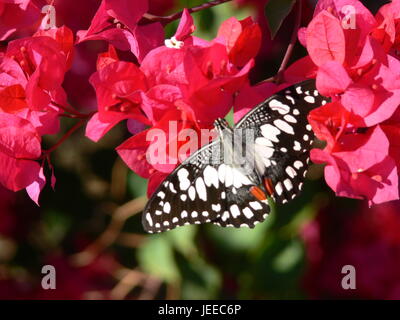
142,80,328,233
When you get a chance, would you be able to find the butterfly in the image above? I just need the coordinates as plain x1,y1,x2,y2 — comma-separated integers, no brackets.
142,80,328,233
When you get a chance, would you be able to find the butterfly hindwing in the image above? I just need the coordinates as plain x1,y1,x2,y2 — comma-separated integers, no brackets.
212,184,270,228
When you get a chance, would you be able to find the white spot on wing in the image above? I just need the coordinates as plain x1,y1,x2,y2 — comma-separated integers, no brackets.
169,183,177,193
285,166,296,178
294,160,303,169
255,137,273,147
188,186,196,200
218,164,226,183
224,166,233,187
232,168,252,188
273,119,294,135
230,205,241,218
164,202,171,213
305,96,315,103
285,95,295,104
204,166,219,188
212,204,221,212
243,207,254,219
177,168,190,190
146,213,153,227
249,201,262,210
157,191,165,199
284,114,297,123
275,182,283,196
195,177,207,201
293,140,301,151
284,179,293,191
261,124,281,142
268,99,290,114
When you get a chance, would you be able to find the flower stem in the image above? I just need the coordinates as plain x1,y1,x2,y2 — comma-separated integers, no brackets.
42,119,86,155
52,101,94,119
260,0,302,85
142,0,233,25
275,0,302,84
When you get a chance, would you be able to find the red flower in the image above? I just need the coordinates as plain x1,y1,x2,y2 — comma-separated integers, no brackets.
86,11,262,195
371,0,400,55
299,0,400,205
0,27,74,203
0,0,41,41
0,113,41,192
310,125,399,205
86,60,149,142
76,0,164,62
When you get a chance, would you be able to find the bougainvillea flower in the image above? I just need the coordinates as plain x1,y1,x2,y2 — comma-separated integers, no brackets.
117,109,204,196
0,27,75,203
371,0,400,54
5,34,69,111
298,0,400,205
34,26,75,69
311,126,399,205
0,113,41,192
76,0,164,62
86,60,150,142
0,0,40,41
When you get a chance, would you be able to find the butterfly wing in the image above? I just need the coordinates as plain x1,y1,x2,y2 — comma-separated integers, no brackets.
143,140,227,233
235,80,328,204
212,182,271,228
143,141,271,232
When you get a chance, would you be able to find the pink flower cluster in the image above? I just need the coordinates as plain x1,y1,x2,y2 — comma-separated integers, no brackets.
0,23,73,203
1,0,400,208
296,0,400,204
83,5,262,196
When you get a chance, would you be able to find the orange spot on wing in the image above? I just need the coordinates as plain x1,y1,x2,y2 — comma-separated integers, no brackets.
250,186,267,201
264,178,274,196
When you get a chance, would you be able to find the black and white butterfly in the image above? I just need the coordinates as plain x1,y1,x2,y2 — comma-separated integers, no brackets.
142,80,328,233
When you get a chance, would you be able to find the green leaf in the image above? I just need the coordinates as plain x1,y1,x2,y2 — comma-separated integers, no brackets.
166,225,198,258
206,217,271,252
180,256,221,300
265,0,296,38
272,239,303,273
127,171,148,198
137,235,180,283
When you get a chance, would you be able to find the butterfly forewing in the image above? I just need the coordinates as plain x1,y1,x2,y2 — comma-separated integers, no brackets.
235,80,328,204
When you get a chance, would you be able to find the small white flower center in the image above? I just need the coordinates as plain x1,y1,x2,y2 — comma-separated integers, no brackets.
164,36,184,49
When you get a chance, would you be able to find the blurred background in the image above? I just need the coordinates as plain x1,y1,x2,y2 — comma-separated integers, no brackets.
1,0,398,300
